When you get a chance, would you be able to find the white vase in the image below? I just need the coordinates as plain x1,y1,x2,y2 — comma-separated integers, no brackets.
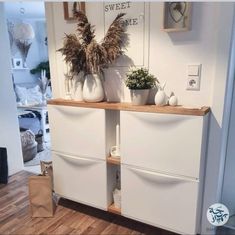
82,74,104,102
71,77,84,101
130,89,150,105
41,93,47,105
113,188,121,209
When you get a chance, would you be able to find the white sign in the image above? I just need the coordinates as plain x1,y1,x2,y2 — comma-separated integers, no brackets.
104,2,147,67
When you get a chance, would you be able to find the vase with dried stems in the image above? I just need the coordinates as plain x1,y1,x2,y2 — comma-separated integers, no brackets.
59,10,127,102
13,23,35,68
15,40,31,68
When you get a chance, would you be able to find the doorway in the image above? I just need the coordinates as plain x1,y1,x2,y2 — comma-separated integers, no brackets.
5,2,52,174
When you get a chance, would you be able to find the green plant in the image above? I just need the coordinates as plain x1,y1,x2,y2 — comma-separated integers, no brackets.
30,61,50,80
125,68,158,89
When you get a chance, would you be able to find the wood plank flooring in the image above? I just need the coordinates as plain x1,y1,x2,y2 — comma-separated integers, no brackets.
0,171,177,235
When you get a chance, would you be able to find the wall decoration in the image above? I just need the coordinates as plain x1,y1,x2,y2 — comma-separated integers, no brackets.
15,41,32,68
63,2,85,20
163,2,192,32
12,22,35,67
12,58,23,69
7,21,14,52
104,2,149,67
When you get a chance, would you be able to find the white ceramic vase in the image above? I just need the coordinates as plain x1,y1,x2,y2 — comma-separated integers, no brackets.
71,76,84,101
130,89,150,105
82,74,104,102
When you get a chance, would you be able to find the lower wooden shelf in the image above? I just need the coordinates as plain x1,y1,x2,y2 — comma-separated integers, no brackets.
108,203,121,215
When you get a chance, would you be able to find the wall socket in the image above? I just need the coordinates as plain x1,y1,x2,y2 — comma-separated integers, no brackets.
187,76,200,90
186,64,201,91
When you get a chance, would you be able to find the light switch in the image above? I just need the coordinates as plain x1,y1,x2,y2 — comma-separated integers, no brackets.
188,64,201,76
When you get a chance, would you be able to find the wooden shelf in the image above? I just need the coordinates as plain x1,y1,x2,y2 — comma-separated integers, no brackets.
12,67,29,70
107,156,120,165
48,99,210,116
161,28,189,33
108,204,121,215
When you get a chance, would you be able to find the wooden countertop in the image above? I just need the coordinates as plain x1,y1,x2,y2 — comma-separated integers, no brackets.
48,99,210,116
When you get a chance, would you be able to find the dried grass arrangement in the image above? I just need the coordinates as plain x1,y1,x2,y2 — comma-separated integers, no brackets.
15,40,32,65
59,10,127,76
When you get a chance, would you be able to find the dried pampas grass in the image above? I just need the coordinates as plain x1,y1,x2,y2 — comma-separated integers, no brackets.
58,34,86,74
102,13,127,63
15,40,32,62
59,10,127,75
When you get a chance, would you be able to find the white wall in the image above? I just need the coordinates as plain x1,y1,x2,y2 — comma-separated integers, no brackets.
45,2,234,234
47,2,221,107
0,3,23,175
201,4,234,234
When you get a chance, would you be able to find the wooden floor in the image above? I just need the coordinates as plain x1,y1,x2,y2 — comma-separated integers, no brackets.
0,171,177,235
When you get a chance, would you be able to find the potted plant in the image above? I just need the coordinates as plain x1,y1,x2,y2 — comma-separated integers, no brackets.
30,61,50,80
59,10,127,102
125,68,158,105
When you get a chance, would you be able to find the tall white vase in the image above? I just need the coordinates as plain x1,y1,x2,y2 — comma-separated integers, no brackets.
82,74,104,102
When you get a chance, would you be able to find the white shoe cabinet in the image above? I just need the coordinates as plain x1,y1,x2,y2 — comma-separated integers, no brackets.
48,100,210,235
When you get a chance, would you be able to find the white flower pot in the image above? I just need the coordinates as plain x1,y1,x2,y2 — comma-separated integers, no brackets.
130,89,150,105
83,74,104,102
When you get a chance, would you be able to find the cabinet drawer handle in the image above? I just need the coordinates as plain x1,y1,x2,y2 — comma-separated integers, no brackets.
56,152,100,166
128,112,189,126
55,106,94,118
128,166,198,184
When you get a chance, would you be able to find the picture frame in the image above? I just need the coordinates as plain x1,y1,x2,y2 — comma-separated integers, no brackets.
162,2,192,32
12,58,23,69
63,2,86,21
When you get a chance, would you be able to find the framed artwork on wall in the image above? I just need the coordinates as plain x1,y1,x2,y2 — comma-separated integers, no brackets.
12,58,23,69
63,2,86,20
104,2,150,67
163,2,192,32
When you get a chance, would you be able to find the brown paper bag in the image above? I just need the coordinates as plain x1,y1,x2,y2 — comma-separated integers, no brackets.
28,175,55,217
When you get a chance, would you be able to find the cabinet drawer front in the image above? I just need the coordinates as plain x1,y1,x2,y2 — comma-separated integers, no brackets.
53,152,107,209
48,105,106,160
121,165,199,234
120,111,204,178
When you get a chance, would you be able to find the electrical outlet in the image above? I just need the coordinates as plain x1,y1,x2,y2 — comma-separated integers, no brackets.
187,76,200,91
187,64,201,91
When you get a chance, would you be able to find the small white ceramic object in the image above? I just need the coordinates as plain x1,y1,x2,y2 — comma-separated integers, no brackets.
169,95,178,106
110,146,120,158
113,188,121,208
154,82,167,106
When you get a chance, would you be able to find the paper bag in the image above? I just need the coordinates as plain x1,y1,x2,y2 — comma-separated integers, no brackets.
28,175,55,217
